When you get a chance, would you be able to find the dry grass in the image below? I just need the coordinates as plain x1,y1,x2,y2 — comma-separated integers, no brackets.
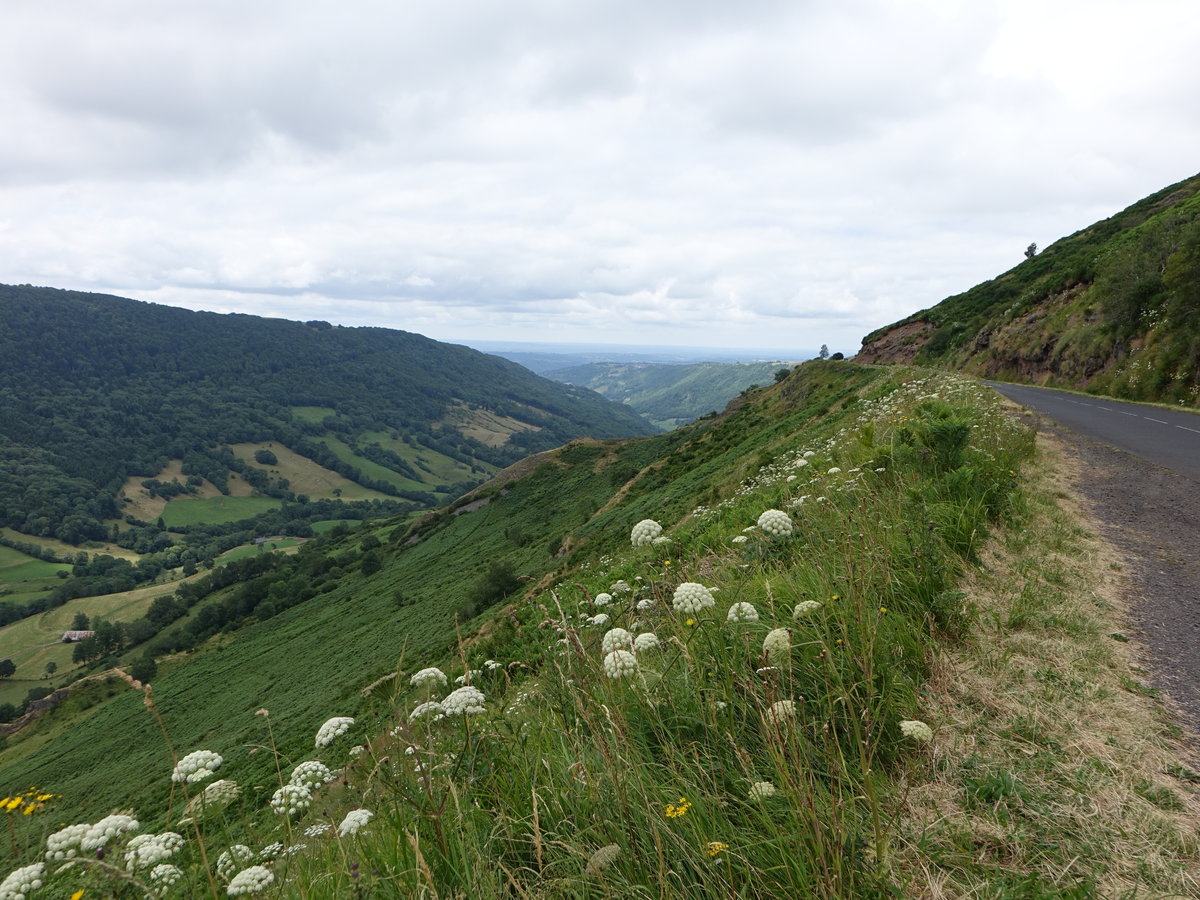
897,432,1200,897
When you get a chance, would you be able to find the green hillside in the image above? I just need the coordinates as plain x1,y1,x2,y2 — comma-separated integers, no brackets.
549,360,797,428
858,171,1200,404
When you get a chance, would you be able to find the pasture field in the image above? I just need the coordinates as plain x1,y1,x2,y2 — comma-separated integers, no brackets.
1,527,140,562
289,405,336,424
214,537,303,564
229,442,392,501
159,495,282,528
359,429,486,484
315,435,430,491
0,544,69,603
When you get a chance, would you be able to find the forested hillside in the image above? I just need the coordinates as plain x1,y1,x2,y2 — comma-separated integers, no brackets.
0,285,653,547
857,171,1200,404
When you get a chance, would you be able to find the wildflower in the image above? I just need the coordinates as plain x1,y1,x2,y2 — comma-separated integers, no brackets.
454,670,481,685
226,865,274,896
603,650,638,679
81,814,140,852
46,823,90,860
282,844,307,857
269,783,312,816
630,519,663,547
150,864,183,891
803,450,815,458
673,583,716,614
594,592,613,606
410,667,447,689
409,700,444,720
636,598,656,611
585,844,621,876
171,749,223,784
726,602,759,623
216,845,256,881
180,779,240,824
338,808,373,836
705,841,729,857
304,823,332,838
0,863,44,899
756,666,779,675
484,659,503,670
731,535,749,544
442,685,487,715
826,467,841,475
899,719,934,743
765,700,796,725
315,716,355,748
289,761,335,790
793,600,822,618
601,628,634,654
633,632,660,653
124,832,184,870
748,781,777,800
588,613,610,627
665,797,692,818
349,745,366,758
757,509,793,538
763,628,790,664
258,842,284,860
610,581,631,594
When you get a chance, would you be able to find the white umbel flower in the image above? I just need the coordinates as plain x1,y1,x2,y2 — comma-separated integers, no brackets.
672,582,716,614
748,781,777,800
81,814,140,852
216,845,256,881
587,613,610,627
594,592,613,606
630,519,663,547
731,535,749,544
757,509,793,538
338,808,374,836
226,864,274,895
826,467,842,475
633,632,660,653
793,600,822,618
726,602,759,623
601,628,634,654
899,719,934,743
315,716,354,747
636,598,656,611
442,685,486,715
171,749,223,783
409,700,444,720
410,667,448,689
269,783,312,817
0,863,44,900
124,832,184,870
763,628,790,664
150,863,183,891
45,823,90,860
289,761,335,790
765,700,796,725
603,649,638,679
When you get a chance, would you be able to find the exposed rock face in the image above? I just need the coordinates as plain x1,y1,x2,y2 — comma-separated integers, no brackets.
854,321,935,364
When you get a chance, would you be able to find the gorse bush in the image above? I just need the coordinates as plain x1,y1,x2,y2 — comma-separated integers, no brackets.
0,369,1034,898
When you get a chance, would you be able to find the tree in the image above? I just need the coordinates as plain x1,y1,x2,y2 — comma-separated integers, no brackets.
819,344,830,360
774,368,791,383
44,661,57,677
0,659,15,678
71,611,90,631
1024,242,1038,259
129,654,157,684
254,449,279,466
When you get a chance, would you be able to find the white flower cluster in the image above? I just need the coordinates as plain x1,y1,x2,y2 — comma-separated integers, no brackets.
601,628,633,654
726,602,759,623
630,519,663,547
442,685,486,715
484,659,504,671
633,632,660,653
304,823,332,838
748,781,777,800
757,509,793,538
45,823,89,860
410,667,448,689
763,628,790,663
180,779,240,824
766,700,796,725
593,592,613,606
454,669,481,685
259,842,283,860
731,535,749,544
636,598,656,611
672,583,716,614
171,749,223,784
610,580,631,593
0,863,44,900
216,845,256,881
290,761,335,791
603,649,638,679
315,716,354,748
410,700,444,720
226,865,274,896
81,814,140,852
899,719,934,743
586,613,610,627
150,863,183,891
124,832,184,870
793,600,822,618
270,783,313,816
338,808,374,836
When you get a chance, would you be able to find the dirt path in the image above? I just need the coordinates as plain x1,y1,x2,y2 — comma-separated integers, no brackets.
1037,418,1200,736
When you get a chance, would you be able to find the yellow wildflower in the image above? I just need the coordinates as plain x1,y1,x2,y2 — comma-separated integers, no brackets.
705,841,728,857
71,891,85,900
665,797,692,819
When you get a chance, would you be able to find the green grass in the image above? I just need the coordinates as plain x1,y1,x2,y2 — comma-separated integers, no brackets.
0,544,70,603
214,538,302,564
290,406,336,424
159,496,283,528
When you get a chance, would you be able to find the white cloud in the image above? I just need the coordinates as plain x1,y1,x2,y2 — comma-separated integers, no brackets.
1,0,1197,355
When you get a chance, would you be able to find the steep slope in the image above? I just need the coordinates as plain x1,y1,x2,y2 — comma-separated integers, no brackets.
858,171,1200,405
0,285,655,545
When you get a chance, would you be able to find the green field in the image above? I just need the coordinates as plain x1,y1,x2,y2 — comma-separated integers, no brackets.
360,430,486,485
289,405,337,424
160,495,282,528
316,436,431,491
214,538,302,564
0,544,70,604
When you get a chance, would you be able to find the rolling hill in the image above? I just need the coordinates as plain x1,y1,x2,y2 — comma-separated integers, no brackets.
857,171,1200,405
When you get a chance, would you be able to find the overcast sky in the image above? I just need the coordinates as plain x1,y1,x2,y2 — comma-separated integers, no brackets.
2,0,1197,355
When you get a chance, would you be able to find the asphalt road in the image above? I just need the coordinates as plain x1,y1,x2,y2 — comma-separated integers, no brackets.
984,381,1200,483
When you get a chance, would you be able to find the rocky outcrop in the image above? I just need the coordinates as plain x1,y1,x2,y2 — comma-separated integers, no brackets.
855,321,935,364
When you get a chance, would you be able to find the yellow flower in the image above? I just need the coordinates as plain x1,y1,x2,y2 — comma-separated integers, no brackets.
685,618,695,626
665,797,692,819
5,797,23,811
705,841,728,857
71,890,86,900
